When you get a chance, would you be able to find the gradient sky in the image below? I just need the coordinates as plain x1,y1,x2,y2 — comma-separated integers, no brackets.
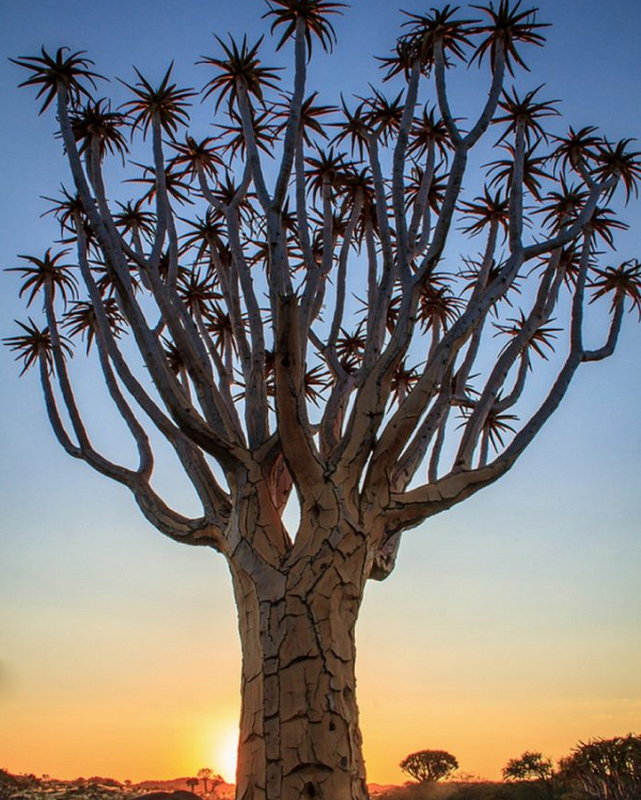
1,0,640,787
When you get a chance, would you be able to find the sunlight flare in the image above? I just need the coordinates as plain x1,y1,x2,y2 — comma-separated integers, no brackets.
214,727,238,784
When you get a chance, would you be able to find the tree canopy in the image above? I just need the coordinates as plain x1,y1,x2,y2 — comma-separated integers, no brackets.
6,2,640,565
503,751,554,782
559,734,641,800
400,749,459,783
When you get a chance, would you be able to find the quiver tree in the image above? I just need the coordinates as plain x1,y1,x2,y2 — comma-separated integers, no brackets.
5,2,640,799
196,770,223,796
558,735,641,800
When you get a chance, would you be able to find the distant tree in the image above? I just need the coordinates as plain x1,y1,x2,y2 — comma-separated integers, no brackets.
196,771,212,795
400,749,459,784
503,751,555,798
558,734,641,800
195,771,222,796
6,2,641,798
185,779,198,794
503,751,553,782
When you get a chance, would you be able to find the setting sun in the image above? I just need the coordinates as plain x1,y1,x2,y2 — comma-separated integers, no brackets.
213,728,238,784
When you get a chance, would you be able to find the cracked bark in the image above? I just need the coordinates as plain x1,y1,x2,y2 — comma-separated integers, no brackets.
229,503,370,800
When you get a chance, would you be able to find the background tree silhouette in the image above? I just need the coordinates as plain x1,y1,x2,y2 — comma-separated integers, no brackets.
195,770,222,795
399,749,459,784
558,735,641,800
503,751,553,779
503,751,555,798
5,1,640,798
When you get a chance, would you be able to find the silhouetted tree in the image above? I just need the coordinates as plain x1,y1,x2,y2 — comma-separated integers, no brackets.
6,2,640,799
503,752,553,782
196,771,222,795
185,779,198,794
558,734,641,800
503,752,555,798
400,749,459,784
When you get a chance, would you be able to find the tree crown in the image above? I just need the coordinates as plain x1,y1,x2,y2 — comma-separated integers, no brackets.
5,0,639,578
400,749,459,783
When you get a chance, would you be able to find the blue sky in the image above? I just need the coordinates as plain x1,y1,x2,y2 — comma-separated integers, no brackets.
0,0,640,785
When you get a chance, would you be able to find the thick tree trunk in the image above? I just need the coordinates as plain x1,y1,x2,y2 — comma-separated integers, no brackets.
229,516,371,800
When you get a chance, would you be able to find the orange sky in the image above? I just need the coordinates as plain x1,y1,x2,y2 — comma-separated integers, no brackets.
2,477,640,786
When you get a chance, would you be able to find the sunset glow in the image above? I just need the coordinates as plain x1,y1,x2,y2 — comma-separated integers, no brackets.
213,728,239,785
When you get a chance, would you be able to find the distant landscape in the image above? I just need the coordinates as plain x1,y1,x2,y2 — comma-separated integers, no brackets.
0,774,233,800
3,740,640,800
0,771,526,799
0,770,531,800
0,773,402,800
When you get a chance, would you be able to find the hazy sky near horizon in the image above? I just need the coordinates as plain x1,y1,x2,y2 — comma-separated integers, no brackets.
1,0,640,787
